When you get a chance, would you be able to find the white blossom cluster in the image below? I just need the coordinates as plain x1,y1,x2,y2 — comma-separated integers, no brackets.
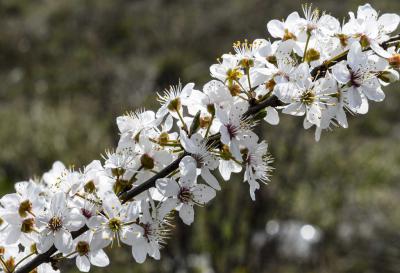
0,3,399,273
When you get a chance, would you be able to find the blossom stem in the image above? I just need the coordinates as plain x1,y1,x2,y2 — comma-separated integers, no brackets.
150,138,182,147
234,79,252,98
246,68,252,92
204,112,215,138
303,32,311,62
62,251,78,259
176,110,188,132
14,252,35,270
0,256,11,273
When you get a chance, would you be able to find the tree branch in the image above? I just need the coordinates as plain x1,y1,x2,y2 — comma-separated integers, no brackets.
311,33,400,78
15,227,89,273
15,34,400,273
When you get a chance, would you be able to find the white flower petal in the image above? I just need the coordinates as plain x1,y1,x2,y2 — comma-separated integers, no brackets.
201,168,221,190
179,204,195,225
51,192,66,215
65,211,85,232
54,230,73,254
76,255,91,272
156,178,180,197
332,62,351,84
158,198,179,219
264,107,280,125
267,20,285,38
89,249,110,267
131,237,148,263
37,232,54,254
193,184,216,204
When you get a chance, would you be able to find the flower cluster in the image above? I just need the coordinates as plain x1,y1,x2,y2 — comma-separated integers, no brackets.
0,3,399,273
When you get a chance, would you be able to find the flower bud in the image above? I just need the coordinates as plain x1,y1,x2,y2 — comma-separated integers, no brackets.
21,218,35,233
305,48,320,63
266,79,276,92
76,241,90,256
388,54,400,68
200,116,211,129
228,83,241,96
141,153,155,169
19,200,33,218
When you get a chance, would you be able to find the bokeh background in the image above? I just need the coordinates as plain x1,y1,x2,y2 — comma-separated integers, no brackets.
1,0,400,272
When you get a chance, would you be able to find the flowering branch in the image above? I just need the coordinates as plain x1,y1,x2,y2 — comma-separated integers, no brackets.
1,3,400,273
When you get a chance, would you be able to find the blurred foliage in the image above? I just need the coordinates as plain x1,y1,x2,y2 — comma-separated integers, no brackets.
0,0,400,272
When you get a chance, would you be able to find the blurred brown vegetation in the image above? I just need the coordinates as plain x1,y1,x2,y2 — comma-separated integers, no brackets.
0,0,400,272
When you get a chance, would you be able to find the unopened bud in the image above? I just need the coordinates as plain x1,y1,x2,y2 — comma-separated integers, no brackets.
21,218,35,233
141,154,155,170
76,241,90,256
200,116,211,128
266,79,276,92
388,54,400,68
19,200,33,218
228,84,241,96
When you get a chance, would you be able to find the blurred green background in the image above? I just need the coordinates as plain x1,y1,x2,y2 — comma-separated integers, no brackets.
0,0,399,272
